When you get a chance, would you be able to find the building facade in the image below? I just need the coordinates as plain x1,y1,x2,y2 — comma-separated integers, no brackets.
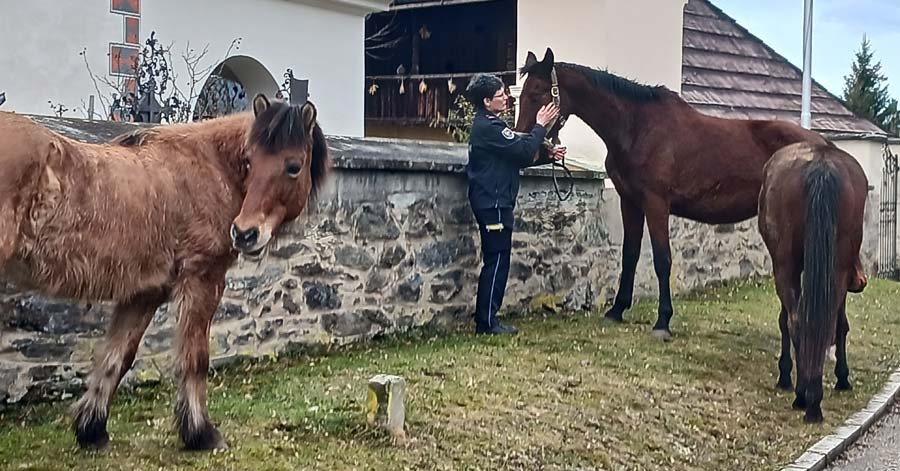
0,0,390,136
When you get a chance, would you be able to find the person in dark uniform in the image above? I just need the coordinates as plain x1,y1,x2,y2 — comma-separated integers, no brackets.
464,73,566,335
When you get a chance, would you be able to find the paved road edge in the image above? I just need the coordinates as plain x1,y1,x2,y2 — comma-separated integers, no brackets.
780,368,900,471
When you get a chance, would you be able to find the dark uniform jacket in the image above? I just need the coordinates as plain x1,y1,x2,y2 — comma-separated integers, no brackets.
466,110,549,211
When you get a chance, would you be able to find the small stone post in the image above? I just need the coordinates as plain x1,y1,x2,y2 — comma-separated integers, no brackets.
366,374,406,438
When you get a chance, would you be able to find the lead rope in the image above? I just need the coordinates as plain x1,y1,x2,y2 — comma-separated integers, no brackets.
546,66,572,201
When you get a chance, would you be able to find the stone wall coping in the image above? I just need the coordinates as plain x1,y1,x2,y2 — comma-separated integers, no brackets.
778,367,900,471
23,114,606,181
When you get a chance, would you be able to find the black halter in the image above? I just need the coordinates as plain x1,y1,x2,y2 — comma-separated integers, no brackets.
544,66,573,202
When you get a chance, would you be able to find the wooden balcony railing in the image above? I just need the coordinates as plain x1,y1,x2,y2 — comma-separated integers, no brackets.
365,71,516,126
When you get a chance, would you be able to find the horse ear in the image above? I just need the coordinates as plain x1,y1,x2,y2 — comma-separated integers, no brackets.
301,101,317,130
252,94,270,117
541,47,555,67
525,51,538,69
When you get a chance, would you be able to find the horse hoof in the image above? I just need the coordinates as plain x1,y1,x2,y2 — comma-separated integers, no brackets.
804,411,824,424
776,381,793,391
791,397,807,410
183,425,228,451
76,431,110,450
650,329,672,341
73,413,110,450
836,380,853,391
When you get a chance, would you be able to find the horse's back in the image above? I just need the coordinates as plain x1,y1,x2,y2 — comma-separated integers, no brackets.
765,142,867,195
760,142,868,257
0,112,59,167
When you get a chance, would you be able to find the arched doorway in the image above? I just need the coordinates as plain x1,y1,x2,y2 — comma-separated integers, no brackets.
194,55,279,120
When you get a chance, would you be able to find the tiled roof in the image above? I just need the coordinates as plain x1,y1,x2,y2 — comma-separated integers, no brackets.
683,0,885,135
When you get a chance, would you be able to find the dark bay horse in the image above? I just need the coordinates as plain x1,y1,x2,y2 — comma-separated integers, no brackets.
759,142,868,423
0,93,328,450
515,48,830,340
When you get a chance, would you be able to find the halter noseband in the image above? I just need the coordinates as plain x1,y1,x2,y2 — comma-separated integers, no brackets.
545,66,568,138
544,65,573,201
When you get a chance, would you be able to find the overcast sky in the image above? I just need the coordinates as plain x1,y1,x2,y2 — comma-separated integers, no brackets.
711,0,900,99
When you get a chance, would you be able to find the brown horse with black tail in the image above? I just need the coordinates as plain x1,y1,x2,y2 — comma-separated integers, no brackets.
515,48,840,340
759,142,868,423
0,93,328,450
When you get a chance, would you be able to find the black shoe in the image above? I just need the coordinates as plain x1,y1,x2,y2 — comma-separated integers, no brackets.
475,323,519,335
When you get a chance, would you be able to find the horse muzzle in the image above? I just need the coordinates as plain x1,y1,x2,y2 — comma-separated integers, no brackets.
230,223,268,259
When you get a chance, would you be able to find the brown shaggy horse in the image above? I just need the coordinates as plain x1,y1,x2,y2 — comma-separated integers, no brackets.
759,142,868,423
515,48,832,340
0,93,328,450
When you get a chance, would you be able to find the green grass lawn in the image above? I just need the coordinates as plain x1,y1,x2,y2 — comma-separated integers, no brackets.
1,277,899,470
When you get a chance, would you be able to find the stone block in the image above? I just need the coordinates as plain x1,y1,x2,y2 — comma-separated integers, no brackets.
303,281,342,310
365,270,390,294
792,451,825,470
6,296,107,335
417,237,475,270
334,246,375,270
366,374,406,438
396,274,423,303
214,302,249,322
322,309,391,337
354,204,400,240
378,245,407,268
269,242,307,259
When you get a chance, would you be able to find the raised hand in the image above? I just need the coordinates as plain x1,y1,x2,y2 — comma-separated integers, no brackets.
536,103,560,127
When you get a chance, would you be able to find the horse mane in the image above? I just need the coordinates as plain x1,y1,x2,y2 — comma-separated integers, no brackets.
111,127,159,147
309,122,329,200
560,63,669,102
520,60,669,103
249,100,330,200
108,102,329,198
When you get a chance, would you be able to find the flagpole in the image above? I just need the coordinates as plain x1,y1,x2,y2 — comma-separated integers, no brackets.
801,0,813,129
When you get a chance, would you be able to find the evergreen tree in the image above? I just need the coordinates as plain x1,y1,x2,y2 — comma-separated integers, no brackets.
842,35,896,134
885,98,900,136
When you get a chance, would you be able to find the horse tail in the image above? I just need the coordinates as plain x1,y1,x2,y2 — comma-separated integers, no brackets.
798,159,840,389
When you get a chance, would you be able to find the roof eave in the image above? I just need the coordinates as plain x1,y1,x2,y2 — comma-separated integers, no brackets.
285,0,392,15
824,131,897,143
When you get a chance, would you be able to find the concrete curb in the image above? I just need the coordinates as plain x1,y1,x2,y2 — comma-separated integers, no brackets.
780,368,900,471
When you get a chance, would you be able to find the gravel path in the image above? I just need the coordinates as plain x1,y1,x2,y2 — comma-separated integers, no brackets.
828,401,900,471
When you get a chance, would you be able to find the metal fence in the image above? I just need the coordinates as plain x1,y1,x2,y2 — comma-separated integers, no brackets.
878,143,899,279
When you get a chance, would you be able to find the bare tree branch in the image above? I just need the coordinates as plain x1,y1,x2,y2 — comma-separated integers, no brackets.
79,48,111,118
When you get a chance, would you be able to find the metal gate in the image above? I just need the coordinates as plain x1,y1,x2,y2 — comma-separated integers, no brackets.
878,143,899,279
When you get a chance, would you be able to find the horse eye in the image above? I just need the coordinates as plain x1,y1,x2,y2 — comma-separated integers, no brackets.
242,158,251,172
286,163,302,177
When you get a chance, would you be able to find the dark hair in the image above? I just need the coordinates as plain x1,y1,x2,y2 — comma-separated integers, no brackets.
249,100,311,154
249,99,330,200
464,73,504,108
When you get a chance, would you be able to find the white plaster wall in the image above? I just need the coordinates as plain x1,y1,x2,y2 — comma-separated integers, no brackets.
0,0,119,118
834,139,887,191
141,0,368,136
0,0,381,137
515,0,688,172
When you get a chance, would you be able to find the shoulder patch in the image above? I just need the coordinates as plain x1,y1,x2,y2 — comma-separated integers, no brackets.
501,127,515,140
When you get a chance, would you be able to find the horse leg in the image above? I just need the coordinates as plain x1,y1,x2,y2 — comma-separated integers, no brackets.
173,271,227,451
0,199,20,268
773,261,800,391
643,198,673,340
835,289,852,391
71,290,166,448
604,197,645,322
776,304,793,390
790,327,809,411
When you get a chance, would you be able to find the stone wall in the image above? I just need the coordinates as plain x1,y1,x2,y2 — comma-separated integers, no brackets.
0,117,883,404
